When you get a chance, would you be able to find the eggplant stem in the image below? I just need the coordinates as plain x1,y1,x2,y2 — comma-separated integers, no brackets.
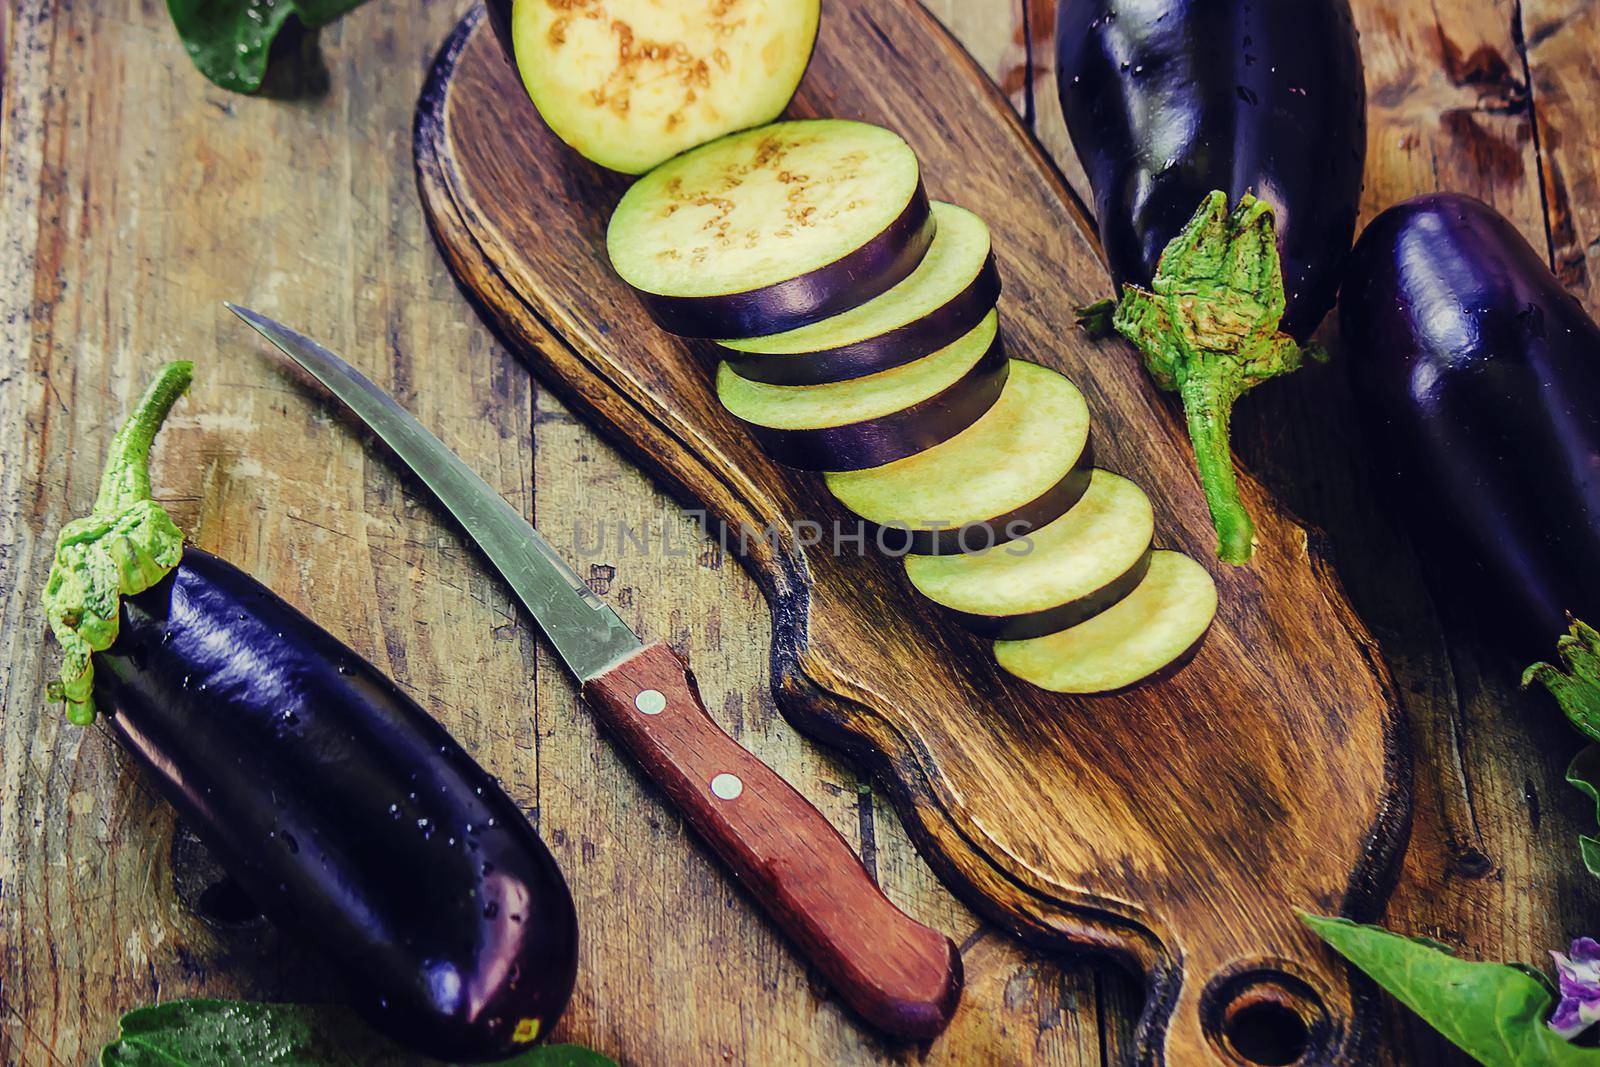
1177,368,1254,564
94,361,195,514
43,360,192,725
1105,189,1313,565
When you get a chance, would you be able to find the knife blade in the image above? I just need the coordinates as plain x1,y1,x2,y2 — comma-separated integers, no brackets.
225,304,640,682
228,304,962,1039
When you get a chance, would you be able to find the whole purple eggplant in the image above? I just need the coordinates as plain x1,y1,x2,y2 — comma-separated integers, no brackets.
44,363,577,1062
1057,0,1366,562
1340,193,1600,646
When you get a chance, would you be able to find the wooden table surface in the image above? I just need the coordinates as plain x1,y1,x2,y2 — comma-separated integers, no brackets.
5,2,1600,1064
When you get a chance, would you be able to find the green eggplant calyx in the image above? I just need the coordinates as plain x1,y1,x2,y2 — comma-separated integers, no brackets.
1075,298,1118,338
1108,190,1311,565
1524,616,1600,746
43,361,192,726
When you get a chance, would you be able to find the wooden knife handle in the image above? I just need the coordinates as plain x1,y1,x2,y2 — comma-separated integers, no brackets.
581,641,963,1039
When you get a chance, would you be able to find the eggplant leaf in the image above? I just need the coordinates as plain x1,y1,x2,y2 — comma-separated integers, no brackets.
1524,620,1600,877
1300,913,1599,1065
1569,745,1600,878
1524,618,1600,745
100,999,615,1067
166,0,369,93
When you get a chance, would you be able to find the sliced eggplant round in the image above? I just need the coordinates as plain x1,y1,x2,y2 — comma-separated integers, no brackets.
994,551,1218,693
824,361,1092,555
904,470,1154,639
717,311,1007,471
719,201,1001,384
504,0,821,175
607,120,934,338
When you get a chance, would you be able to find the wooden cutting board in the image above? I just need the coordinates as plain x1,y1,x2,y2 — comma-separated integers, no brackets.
413,7,1410,1064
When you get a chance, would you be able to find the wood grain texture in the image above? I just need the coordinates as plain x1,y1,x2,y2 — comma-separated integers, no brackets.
6,0,1600,1064
415,7,1409,1064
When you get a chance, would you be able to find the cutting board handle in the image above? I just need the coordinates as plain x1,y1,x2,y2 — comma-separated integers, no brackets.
582,641,963,1039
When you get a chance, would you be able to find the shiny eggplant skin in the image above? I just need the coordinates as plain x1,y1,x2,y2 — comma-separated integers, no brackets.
1340,193,1600,646
1056,0,1366,340
93,546,577,1063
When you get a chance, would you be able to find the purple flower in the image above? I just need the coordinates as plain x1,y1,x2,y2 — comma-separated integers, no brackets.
1551,937,1600,1040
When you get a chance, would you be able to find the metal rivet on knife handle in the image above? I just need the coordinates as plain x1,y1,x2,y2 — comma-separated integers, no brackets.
581,641,962,1039
635,689,666,715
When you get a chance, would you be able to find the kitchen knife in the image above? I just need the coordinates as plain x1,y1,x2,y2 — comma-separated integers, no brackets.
227,304,963,1039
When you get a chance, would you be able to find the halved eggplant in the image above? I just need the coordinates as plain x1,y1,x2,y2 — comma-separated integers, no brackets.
502,0,821,175
904,470,1154,639
994,551,1218,693
719,201,1001,384
824,361,1092,555
607,120,934,338
717,311,1007,471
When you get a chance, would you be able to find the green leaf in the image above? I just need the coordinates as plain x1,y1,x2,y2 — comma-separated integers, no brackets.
1525,621,1600,877
166,0,368,93
100,999,616,1067
167,0,297,93
1300,913,1599,1065
1523,618,1600,745
1568,746,1600,878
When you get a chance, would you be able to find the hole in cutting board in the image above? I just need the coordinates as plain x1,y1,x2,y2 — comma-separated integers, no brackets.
1202,965,1328,1066
1225,1001,1308,1065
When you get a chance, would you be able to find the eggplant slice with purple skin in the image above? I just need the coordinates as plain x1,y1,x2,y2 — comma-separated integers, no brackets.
607,119,934,339
717,311,1008,472
825,361,1093,556
1057,0,1365,563
903,470,1155,640
42,363,578,1063
994,551,1218,694
1341,193,1600,649
720,201,1002,385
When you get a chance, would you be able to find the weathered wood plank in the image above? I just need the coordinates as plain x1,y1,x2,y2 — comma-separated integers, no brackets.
1524,1,1600,305
987,0,1093,211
